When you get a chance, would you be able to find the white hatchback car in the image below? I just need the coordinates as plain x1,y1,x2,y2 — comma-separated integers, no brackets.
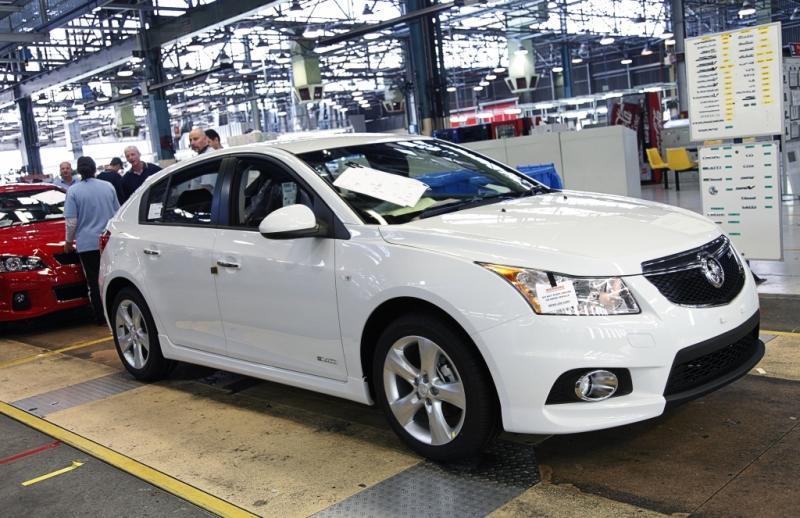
100,134,764,461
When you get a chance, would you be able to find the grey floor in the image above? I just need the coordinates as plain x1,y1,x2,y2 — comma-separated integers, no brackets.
639,174,800,296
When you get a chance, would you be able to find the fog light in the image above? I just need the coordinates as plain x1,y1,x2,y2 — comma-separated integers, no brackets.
575,370,618,401
12,291,30,311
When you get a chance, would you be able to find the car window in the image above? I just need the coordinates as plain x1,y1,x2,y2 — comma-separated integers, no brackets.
144,160,222,225
0,188,65,228
233,158,313,228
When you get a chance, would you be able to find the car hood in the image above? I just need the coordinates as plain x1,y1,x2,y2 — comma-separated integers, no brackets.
0,219,66,257
379,191,721,276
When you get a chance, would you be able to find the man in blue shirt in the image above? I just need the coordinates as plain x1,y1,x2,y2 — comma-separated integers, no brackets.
64,156,120,325
52,161,78,190
121,145,161,203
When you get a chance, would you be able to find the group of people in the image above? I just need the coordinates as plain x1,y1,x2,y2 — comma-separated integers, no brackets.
60,127,223,325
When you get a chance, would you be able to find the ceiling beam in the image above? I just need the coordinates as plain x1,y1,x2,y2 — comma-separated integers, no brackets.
0,5,24,13
0,32,50,43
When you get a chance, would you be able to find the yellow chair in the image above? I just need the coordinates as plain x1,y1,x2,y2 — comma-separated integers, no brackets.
646,148,672,188
666,147,698,191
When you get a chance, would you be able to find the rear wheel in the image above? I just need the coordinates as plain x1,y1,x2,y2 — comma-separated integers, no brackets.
111,287,172,381
373,313,498,461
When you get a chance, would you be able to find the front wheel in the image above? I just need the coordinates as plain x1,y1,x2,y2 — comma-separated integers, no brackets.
373,314,498,461
111,287,173,381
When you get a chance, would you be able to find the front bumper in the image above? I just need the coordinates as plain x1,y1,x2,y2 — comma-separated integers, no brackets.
474,267,762,435
0,266,88,322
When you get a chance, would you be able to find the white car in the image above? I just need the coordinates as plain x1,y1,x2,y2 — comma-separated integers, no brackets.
100,134,764,461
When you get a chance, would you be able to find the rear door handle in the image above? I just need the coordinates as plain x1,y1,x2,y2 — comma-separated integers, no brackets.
143,249,160,256
216,260,240,269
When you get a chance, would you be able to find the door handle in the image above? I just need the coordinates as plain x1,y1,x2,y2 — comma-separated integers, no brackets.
143,248,160,256
216,260,240,269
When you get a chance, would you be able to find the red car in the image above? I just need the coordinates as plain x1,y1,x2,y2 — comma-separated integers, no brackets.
0,183,88,321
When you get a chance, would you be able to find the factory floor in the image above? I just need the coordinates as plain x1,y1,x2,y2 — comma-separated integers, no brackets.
1,180,798,517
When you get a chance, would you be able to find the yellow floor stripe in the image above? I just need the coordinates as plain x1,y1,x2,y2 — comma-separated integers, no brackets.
22,461,83,487
0,336,112,370
761,329,800,338
0,401,257,517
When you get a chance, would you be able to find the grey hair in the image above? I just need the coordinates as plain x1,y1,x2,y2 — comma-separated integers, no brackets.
124,145,140,154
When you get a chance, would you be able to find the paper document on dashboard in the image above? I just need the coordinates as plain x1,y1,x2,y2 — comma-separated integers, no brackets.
334,167,428,207
535,281,578,313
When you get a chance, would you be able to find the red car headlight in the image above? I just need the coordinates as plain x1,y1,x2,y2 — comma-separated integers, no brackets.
0,255,46,273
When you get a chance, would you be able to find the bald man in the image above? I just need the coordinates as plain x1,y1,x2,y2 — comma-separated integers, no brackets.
189,127,211,155
53,161,77,190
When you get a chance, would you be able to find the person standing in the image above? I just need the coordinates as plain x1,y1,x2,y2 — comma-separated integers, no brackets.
206,129,223,150
97,159,125,204
52,161,78,190
189,127,211,154
64,156,120,325
121,145,161,203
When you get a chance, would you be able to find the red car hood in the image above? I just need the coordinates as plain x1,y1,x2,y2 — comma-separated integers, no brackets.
0,219,66,257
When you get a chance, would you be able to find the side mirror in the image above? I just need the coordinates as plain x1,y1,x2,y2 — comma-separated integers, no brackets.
258,204,327,239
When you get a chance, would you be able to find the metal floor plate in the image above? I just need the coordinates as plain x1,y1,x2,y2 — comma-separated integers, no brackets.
12,372,141,417
314,440,540,518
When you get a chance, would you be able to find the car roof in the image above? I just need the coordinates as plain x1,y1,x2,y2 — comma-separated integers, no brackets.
249,132,428,155
0,183,62,193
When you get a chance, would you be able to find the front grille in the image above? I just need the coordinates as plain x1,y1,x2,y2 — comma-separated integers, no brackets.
642,236,745,306
53,283,88,302
53,252,81,265
664,322,760,397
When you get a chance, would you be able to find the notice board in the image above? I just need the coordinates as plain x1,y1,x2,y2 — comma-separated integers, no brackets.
686,22,783,142
699,142,782,260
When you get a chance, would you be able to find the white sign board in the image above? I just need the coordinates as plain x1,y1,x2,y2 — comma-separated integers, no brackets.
686,22,783,142
333,167,428,207
699,142,782,260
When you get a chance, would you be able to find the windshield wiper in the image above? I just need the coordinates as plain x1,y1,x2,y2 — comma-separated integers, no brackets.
417,194,516,220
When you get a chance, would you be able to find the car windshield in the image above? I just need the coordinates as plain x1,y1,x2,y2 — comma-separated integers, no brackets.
297,139,548,224
0,188,66,228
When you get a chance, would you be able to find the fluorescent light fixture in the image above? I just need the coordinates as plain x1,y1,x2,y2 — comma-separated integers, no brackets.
479,80,489,86
660,32,674,39
641,45,653,56
621,57,632,65
664,38,676,46
303,28,322,39
493,66,506,73
206,76,219,84
118,88,133,95
473,85,484,91
599,35,615,45
352,90,363,97
181,64,195,75
364,32,381,40
97,95,110,102
117,69,133,77
277,111,287,116
446,86,457,92
552,66,563,73
485,74,497,80
571,56,583,64
739,0,755,17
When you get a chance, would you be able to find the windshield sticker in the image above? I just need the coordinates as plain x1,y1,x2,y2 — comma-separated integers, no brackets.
148,203,163,220
281,182,298,206
535,281,579,313
333,167,429,207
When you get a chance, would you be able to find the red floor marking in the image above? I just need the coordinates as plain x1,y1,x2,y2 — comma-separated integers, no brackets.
0,441,61,465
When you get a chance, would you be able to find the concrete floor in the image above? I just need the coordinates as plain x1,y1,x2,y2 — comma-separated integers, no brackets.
1,299,799,517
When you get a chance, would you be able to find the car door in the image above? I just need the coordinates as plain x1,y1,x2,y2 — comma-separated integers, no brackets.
136,158,232,355
212,155,347,380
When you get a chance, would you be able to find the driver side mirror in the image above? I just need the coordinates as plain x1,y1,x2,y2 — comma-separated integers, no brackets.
259,204,328,239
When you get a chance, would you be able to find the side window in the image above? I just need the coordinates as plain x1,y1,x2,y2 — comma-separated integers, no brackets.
234,158,312,228
145,160,222,225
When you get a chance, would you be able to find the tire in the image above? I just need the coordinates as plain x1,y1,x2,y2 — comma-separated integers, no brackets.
111,287,173,381
373,313,498,462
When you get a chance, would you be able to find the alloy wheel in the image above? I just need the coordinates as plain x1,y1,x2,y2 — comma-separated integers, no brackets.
115,299,150,369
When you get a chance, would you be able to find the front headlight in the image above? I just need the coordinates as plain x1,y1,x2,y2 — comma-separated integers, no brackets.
480,263,640,316
0,255,46,273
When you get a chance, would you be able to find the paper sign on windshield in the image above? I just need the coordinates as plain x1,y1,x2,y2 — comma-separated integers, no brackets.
535,281,579,314
333,167,428,207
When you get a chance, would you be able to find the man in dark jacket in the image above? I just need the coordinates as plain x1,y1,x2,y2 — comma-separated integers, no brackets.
121,145,161,203
97,158,125,204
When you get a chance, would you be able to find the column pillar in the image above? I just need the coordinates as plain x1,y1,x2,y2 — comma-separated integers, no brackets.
17,94,42,175
406,0,448,135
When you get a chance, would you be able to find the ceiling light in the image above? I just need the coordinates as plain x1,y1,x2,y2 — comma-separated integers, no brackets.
364,32,381,40
118,88,134,95
552,66,563,73
277,110,287,116
473,85,483,91
641,45,653,56
493,66,506,73
187,38,204,52
289,0,302,11
206,76,220,84
599,35,615,45
352,91,363,97
621,57,632,65
664,38,676,46
182,63,195,75
239,67,253,74
446,86,457,92
792,7,800,20
117,68,133,77
217,50,232,66
479,80,489,86
660,32,674,39
97,95,110,102
36,93,48,105
485,73,497,80
571,56,583,64
303,28,322,39
738,0,756,17
515,44,528,56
